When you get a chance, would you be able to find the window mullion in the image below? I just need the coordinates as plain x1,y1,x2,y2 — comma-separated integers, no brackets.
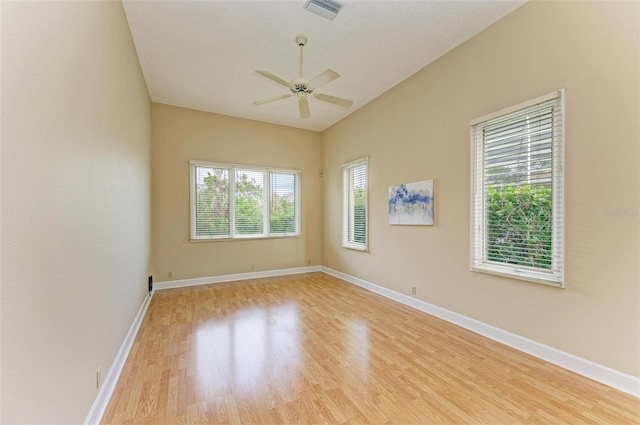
295,173,300,234
229,168,236,238
264,171,270,237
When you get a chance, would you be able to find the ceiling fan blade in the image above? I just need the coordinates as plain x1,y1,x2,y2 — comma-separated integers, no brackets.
314,93,354,108
308,69,340,89
299,98,310,119
253,93,292,106
256,70,291,88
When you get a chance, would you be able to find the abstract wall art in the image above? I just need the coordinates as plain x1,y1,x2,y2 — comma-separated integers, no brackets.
389,179,434,225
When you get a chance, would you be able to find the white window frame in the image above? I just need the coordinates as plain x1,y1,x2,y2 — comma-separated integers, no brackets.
190,160,300,241
470,90,565,287
342,156,368,251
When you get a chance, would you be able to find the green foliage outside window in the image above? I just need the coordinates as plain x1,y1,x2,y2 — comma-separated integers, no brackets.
234,172,263,235
487,184,552,269
196,170,229,237
270,196,295,234
353,187,367,244
196,168,296,237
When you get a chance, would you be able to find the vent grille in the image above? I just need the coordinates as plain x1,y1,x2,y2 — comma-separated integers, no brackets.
304,0,343,20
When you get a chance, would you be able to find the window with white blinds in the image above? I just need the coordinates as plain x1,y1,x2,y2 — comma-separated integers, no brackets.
193,166,230,238
270,172,299,235
342,157,368,251
190,160,300,240
234,169,265,236
470,90,565,287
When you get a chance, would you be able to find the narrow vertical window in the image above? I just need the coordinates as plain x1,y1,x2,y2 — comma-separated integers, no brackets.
342,157,368,251
470,90,565,286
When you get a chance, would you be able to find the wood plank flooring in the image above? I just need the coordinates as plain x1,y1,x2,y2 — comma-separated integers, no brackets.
102,272,640,424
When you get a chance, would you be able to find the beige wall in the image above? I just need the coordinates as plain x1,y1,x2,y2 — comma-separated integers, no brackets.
322,1,640,376
152,103,322,280
1,2,637,423
1,2,151,423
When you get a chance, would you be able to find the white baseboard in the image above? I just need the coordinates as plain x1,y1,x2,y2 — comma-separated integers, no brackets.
321,266,640,398
155,265,322,290
84,292,154,425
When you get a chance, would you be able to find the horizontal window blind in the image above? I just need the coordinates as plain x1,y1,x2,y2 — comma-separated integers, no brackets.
471,90,564,286
342,157,368,251
235,169,265,236
190,161,300,240
270,172,298,235
192,166,230,238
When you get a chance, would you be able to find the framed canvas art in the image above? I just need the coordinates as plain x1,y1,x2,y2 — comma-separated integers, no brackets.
389,179,434,225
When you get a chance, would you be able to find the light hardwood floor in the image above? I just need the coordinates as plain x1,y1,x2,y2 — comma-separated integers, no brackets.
102,272,639,424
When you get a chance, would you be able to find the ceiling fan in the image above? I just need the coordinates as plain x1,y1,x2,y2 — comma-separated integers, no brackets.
253,35,353,119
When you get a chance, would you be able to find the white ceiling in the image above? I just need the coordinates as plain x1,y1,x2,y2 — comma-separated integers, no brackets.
123,0,525,132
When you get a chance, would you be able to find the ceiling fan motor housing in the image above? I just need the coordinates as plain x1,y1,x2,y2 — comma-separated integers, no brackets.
290,77,313,98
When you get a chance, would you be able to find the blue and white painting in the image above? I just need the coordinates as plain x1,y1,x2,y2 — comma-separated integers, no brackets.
389,179,434,225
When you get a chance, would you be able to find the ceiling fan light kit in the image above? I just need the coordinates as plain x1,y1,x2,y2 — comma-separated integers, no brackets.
254,35,353,119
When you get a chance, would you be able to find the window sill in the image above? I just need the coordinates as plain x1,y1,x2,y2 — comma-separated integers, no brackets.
342,243,368,252
191,234,301,242
471,264,563,288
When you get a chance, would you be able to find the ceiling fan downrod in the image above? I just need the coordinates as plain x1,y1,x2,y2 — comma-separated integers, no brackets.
296,35,307,78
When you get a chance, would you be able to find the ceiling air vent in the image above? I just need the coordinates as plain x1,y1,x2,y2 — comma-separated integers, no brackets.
303,0,343,21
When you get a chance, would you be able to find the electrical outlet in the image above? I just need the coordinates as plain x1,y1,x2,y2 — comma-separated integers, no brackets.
168,272,173,279
308,259,311,265
411,287,417,295
96,367,102,389
251,264,255,271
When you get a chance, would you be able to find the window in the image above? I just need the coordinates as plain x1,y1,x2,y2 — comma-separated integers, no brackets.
342,157,368,251
190,160,299,240
470,90,565,286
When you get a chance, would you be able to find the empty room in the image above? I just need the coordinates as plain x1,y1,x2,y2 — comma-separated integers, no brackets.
1,0,639,424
